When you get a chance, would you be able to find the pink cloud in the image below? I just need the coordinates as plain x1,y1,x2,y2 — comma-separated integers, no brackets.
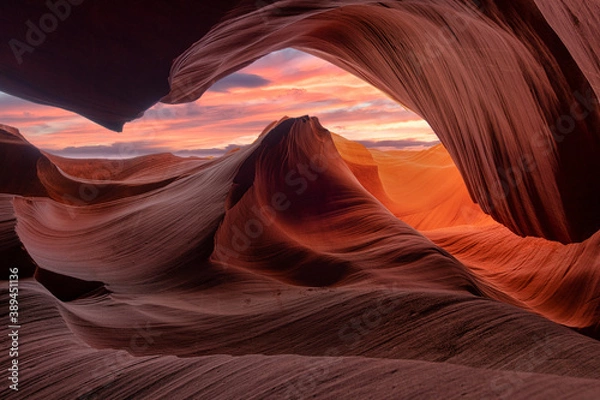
0,49,435,156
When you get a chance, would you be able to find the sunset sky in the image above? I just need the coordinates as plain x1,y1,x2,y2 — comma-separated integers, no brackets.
0,49,438,158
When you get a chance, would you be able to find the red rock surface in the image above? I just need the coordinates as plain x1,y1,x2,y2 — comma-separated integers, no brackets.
0,117,599,398
1,1,598,241
0,1,599,398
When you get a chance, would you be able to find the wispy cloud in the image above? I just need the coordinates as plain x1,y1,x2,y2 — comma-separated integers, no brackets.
208,73,271,93
0,49,437,155
46,141,241,159
357,138,441,150
46,138,440,160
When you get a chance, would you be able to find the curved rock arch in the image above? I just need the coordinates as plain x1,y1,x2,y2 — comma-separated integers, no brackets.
0,0,598,243
165,0,600,243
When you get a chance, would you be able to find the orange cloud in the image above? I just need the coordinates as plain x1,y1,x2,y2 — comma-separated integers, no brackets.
0,49,436,157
